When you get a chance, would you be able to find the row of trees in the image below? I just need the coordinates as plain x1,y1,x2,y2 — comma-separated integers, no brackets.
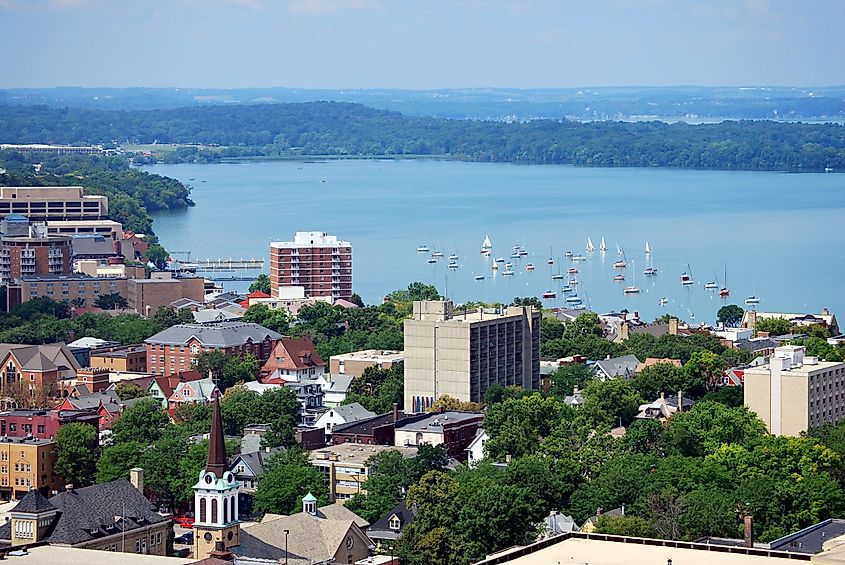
2,103,844,172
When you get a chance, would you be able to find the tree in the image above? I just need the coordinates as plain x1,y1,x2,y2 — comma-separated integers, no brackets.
582,378,643,427
755,316,792,336
484,393,572,459
111,398,169,445
700,386,744,408
510,297,542,309
548,363,594,398
248,274,271,294
140,426,192,506
94,292,129,310
429,394,482,413
631,362,689,400
220,353,260,390
666,401,767,457
717,305,745,327
195,350,227,383
242,304,291,334
682,350,722,395
56,423,99,486
97,441,144,483
349,293,365,307
253,448,329,515
595,515,657,537
115,382,149,400
144,244,169,269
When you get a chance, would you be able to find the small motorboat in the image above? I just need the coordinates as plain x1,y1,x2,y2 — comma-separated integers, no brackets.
475,275,485,281
613,260,627,268
613,274,625,281
745,296,761,305
495,257,505,263
449,254,459,261
552,273,565,280
502,269,515,276
448,262,459,270
542,291,556,299
568,267,578,274
416,245,430,253
432,251,444,258
659,297,669,305
572,255,587,261
427,258,437,264
704,281,718,290
623,286,641,294
519,250,529,257
643,267,658,276
547,257,554,265
719,287,730,297
571,303,587,310
505,262,513,270
568,278,578,286
566,295,582,303
564,251,573,258
525,264,535,272
561,285,574,293
510,252,520,259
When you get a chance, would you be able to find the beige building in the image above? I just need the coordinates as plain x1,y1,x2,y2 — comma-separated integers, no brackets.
744,345,845,436
403,301,541,412
329,349,404,379
46,219,124,241
0,186,108,222
309,444,418,501
126,275,205,316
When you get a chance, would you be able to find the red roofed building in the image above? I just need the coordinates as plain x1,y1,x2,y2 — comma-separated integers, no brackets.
240,290,272,309
715,367,745,387
148,369,204,408
261,337,325,383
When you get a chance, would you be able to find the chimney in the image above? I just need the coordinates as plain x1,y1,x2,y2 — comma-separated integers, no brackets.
677,391,683,411
758,331,770,339
822,308,830,316
744,514,754,547
633,311,639,320
621,504,625,516
129,468,144,494
596,507,603,516
392,402,399,423
669,317,679,335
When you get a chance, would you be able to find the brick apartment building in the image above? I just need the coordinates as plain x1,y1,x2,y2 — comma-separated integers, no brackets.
0,408,99,441
144,322,282,375
0,343,81,404
269,231,352,301
0,216,71,286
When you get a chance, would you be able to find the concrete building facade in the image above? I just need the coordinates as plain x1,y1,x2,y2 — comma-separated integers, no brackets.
329,349,404,379
744,345,845,436
403,301,541,412
269,231,352,301
0,229,71,286
0,186,108,222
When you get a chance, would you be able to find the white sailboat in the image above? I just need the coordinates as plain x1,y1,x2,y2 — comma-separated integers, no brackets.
616,242,622,256
645,241,651,254
480,235,492,255
586,238,595,252
599,237,607,252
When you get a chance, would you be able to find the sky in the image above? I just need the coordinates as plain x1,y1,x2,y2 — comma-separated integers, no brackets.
0,0,843,89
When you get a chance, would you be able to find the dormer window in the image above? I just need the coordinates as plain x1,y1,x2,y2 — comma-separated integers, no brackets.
389,516,401,531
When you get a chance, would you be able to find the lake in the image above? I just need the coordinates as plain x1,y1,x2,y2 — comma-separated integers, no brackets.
144,160,845,325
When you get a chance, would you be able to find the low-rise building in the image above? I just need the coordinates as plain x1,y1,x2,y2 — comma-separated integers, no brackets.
742,308,839,336
465,429,488,465
7,273,126,312
261,336,325,383
331,408,404,446
0,408,99,441
0,186,108,223
635,392,694,421
317,373,354,407
394,411,484,458
593,354,640,380
309,444,418,501
314,403,377,441
228,446,284,517
0,343,81,404
167,378,220,411
0,475,172,555
329,349,404,380
89,344,147,373
367,500,416,550
0,436,59,501
145,322,281,376
744,345,845,436
146,370,203,408
126,274,204,317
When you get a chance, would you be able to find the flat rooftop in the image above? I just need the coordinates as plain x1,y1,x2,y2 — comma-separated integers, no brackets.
309,444,418,467
1,546,189,564
477,534,810,565
396,411,483,433
331,349,404,362
90,345,146,358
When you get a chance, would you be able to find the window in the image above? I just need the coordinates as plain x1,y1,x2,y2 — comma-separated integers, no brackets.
36,425,45,434
389,516,401,530
8,424,15,432
199,497,207,523
211,499,218,523
156,532,161,545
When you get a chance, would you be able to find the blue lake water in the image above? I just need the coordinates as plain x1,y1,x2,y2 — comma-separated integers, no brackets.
144,160,845,325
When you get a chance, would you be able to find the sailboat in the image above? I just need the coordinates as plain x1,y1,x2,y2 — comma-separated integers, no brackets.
613,249,627,269
599,237,607,252
645,241,651,255
416,245,430,253
745,296,761,305
705,271,719,290
616,242,622,256
480,235,492,255
680,263,694,285
623,260,641,294
719,265,730,297
586,238,595,253
547,248,554,265
542,290,556,299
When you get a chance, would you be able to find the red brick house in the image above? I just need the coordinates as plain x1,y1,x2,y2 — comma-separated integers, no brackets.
260,336,325,383
143,322,282,375
0,408,99,440
0,343,80,404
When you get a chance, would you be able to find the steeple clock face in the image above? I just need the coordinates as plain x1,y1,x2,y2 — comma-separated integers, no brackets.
204,473,214,484
345,535,354,550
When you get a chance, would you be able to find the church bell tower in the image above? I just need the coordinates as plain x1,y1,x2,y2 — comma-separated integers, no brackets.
193,397,240,558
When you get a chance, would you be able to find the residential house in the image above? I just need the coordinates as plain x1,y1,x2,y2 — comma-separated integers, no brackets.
283,380,325,426
0,408,99,440
367,500,416,549
314,403,376,441
717,367,745,387
593,354,640,380
394,411,484,459
766,518,845,555
147,370,203,409
0,475,172,555
543,511,579,537
228,446,284,518
563,386,585,408
234,495,371,564
734,337,778,357
0,343,81,404
0,436,59,501
635,392,693,421
144,322,282,376
465,429,488,465
309,444,418,501
59,389,133,431
167,378,220,411
260,336,325,383
580,507,625,533
317,373,354,407
192,309,242,324
634,357,682,374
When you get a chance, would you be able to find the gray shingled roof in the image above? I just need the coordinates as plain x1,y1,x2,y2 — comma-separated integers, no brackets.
12,489,54,513
0,343,81,373
325,403,376,423
594,354,641,379
368,500,415,541
145,322,282,347
70,235,116,257
0,480,168,546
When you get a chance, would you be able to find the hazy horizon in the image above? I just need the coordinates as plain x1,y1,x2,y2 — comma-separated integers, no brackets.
1,0,843,90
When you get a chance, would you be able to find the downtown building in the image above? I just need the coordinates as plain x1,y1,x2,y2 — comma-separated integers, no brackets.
0,186,108,222
269,231,352,301
403,300,541,413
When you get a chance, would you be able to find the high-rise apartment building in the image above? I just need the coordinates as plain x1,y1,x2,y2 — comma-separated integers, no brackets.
403,301,541,413
269,231,352,301
0,217,71,286
0,186,108,222
744,345,845,436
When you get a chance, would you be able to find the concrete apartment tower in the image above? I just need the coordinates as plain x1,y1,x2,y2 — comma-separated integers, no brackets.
193,397,240,558
269,231,352,301
403,300,541,412
744,345,845,436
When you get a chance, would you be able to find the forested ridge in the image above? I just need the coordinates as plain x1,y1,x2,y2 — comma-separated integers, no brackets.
2,102,844,172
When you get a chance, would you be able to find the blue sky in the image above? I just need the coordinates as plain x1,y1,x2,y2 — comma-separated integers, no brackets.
1,0,842,89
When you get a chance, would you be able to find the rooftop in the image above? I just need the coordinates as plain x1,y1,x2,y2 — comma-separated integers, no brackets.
330,349,404,363
309,444,418,467
0,546,187,564
395,411,483,433
145,322,282,347
269,231,351,249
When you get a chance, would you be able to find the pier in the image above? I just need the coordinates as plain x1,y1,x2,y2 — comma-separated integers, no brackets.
183,258,265,272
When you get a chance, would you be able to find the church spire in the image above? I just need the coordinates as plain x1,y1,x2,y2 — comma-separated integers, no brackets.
206,395,226,477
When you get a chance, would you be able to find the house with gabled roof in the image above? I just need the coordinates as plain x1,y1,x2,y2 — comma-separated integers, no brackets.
593,354,640,380
260,336,325,383
144,322,281,376
167,377,220,411
367,499,416,549
314,403,376,440
0,343,81,403
146,369,203,408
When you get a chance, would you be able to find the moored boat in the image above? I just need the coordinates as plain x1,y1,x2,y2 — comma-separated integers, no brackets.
659,297,668,305
613,274,625,281
475,275,485,281
599,237,607,252
502,269,515,276
427,258,437,264
745,295,760,305
623,286,641,294
416,245,430,253
432,251,444,258
525,263,535,272
552,273,564,280
568,267,579,274
542,290,556,299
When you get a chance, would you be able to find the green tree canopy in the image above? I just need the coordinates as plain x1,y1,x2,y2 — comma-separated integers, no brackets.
111,398,169,445
56,423,99,486
755,317,792,336
248,274,271,294
253,448,329,516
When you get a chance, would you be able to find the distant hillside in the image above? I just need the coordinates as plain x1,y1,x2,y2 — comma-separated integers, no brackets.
1,102,843,172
